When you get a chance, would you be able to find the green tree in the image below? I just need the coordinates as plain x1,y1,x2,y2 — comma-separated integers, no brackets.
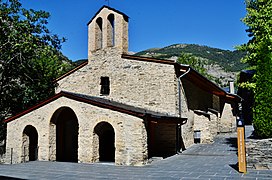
238,0,272,138
0,0,72,142
177,52,209,77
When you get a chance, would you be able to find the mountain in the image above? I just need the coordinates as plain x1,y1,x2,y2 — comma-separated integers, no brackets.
134,44,247,87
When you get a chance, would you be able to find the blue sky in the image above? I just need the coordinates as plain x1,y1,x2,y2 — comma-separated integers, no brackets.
20,0,248,61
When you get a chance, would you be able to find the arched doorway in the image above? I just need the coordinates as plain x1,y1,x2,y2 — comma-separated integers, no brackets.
51,107,78,162
22,125,38,162
94,122,115,162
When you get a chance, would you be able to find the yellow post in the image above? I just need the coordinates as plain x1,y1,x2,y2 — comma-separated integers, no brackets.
237,126,247,173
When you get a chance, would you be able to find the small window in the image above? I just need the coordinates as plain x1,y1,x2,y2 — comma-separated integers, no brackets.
100,77,110,95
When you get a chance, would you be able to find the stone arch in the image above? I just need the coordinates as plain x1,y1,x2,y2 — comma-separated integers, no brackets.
49,107,79,162
22,125,38,162
107,14,115,47
93,121,115,162
95,17,103,50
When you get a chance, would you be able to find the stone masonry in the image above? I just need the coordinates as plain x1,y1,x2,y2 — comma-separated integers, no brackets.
56,49,178,117
5,97,148,165
246,138,272,170
88,7,128,58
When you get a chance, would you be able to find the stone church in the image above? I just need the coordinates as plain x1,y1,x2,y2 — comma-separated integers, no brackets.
4,6,240,165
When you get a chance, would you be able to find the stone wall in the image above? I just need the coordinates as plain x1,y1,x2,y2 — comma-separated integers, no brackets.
194,111,212,143
246,138,272,170
208,111,219,139
0,141,4,163
22,132,30,162
181,110,194,149
219,102,236,133
0,147,4,164
193,110,218,144
57,48,178,116
0,156,4,164
5,97,148,166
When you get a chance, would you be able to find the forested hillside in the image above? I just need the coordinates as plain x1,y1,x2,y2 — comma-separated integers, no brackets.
135,44,247,87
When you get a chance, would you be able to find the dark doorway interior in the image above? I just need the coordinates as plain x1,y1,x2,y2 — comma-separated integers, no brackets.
23,125,38,161
147,122,177,158
94,122,115,162
56,108,78,162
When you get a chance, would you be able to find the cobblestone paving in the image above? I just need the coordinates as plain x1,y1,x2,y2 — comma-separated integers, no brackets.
0,126,271,179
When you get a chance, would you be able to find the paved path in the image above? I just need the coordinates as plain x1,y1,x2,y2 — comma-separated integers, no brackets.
0,126,271,179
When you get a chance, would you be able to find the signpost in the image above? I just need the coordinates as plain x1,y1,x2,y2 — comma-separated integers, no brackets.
237,102,247,173
237,122,246,173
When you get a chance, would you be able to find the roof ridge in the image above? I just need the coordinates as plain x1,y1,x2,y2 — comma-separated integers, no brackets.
87,5,129,25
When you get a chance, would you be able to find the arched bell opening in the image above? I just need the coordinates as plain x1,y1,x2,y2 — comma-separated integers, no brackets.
107,14,115,47
95,17,103,50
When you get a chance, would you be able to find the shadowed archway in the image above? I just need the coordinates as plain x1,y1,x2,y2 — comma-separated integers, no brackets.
51,107,78,162
22,125,38,162
94,122,115,162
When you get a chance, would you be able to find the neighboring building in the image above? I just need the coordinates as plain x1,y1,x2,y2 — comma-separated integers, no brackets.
4,6,241,166
237,70,255,125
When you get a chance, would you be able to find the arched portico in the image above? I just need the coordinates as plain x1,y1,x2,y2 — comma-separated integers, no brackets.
50,107,79,162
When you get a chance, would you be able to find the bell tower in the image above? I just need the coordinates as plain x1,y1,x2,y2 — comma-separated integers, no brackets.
87,6,129,59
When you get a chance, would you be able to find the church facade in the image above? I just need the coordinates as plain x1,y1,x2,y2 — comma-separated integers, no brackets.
5,6,240,165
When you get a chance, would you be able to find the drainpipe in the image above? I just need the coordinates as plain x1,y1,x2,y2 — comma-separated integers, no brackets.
176,67,190,153
178,67,191,117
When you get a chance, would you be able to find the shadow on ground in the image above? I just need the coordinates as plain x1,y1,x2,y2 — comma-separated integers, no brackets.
229,163,239,172
225,137,238,149
0,176,25,180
